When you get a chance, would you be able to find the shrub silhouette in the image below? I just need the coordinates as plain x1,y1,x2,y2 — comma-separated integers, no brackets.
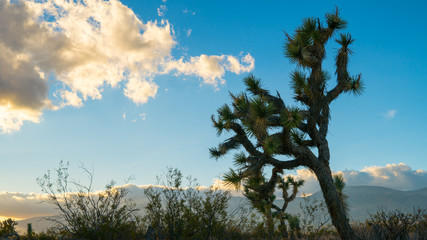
143,167,231,240
37,161,141,240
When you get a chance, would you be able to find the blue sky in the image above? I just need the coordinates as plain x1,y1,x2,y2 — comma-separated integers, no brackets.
0,0,426,196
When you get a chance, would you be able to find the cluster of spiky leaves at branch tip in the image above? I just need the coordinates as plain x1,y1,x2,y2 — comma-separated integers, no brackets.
210,8,363,198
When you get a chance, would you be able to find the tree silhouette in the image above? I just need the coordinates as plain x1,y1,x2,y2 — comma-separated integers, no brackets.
236,173,303,239
211,8,362,240
0,218,18,238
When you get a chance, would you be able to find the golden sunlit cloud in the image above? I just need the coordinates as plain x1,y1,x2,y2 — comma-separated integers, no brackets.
0,0,255,134
0,216,23,221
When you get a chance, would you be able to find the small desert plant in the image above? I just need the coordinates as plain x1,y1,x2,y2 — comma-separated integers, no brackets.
143,167,232,240
0,218,19,239
358,208,427,240
37,161,141,240
298,194,332,239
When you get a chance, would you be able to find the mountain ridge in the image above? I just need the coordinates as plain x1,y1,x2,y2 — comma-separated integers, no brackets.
15,185,427,233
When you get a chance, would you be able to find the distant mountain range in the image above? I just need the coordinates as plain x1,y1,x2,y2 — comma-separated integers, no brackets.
280,186,427,221
16,186,427,233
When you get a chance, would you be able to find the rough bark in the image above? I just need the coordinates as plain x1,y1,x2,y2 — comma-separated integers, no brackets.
313,161,357,240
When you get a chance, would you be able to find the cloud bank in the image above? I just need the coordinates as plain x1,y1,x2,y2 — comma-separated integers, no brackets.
2,163,424,220
0,192,55,219
0,0,254,133
289,163,427,195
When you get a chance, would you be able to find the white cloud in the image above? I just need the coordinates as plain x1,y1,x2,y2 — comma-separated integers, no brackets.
182,9,196,15
139,113,146,121
122,112,126,120
157,5,167,17
124,77,158,104
384,109,397,120
0,105,42,134
0,192,55,219
226,53,255,74
345,163,427,190
211,178,244,197
186,29,192,37
289,163,427,195
163,53,254,88
60,90,83,108
0,0,254,133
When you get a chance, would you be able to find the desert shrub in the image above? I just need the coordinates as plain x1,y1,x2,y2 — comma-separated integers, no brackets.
0,218,19,239
143,167,244,240
298,195,333,240
352,208,427,240
37,161,141,240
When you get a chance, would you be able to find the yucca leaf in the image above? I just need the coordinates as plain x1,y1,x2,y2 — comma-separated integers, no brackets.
211,115,224,136
246,175,265,188
300,18,317,36
218,104,235,123
284,41,303,64
345,74,364,96
325,9,347,30
250,97,275,119
281,107,303,130
290,70,307,96
249,98,270,137
290,129,306,146
262,135,281,156
243,74,263,93
336,33,354,48
223,169,243,189
333,174,346,192
299,17,322,43
333,174,349,214
233,152,247,167
209,147,223,160
232,93,249,117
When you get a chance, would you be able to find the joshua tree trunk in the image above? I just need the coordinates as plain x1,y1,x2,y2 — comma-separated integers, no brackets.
279,217,288,239
265,209,275,240
313,161,356,240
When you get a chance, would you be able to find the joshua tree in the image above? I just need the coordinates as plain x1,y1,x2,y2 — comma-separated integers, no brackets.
210,9,362,240
227,169,303,239
275,176,304,238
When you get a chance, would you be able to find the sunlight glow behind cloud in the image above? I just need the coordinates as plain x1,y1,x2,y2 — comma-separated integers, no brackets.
0,0,254,133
